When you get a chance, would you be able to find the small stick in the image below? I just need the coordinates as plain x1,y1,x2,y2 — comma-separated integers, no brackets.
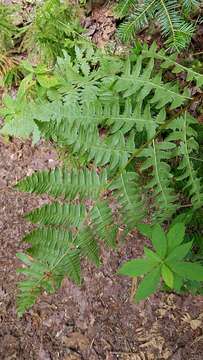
130,277,137,303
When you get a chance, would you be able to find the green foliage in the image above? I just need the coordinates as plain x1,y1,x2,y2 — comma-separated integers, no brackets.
114,0,201,51
8,43,203,315
21,0,84,63
119,223,203,301
0,3,18,52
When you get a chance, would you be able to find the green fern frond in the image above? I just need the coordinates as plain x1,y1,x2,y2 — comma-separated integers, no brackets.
113,57,190,109
116,0,199,51
140,140,178,221
26,203,86,227
166,113,203,208
17,247,81,316
110,172,145,231
142,42,203,87
16,167,108,200
75,228,100,266
90,201,117,248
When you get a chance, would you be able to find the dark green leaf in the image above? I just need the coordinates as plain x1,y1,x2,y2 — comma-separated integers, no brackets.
161,264,174,288
167,223,185,252
166,241,193,263
151,224,167,258
135,266,161,302
171,262,203,281
118,258,155,277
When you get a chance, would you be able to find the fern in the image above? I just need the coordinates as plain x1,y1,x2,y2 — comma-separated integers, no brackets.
21,0,83,63
166,113,203,208
139,139,178,221
115,0,201,51
141,42,203,87
12,44,203,314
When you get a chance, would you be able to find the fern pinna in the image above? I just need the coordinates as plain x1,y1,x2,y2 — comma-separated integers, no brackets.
15,44,203,315
115,0,202,51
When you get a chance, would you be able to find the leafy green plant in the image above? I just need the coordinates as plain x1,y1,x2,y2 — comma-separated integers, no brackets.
0,3,18,52
11,42,203,315
118,222,203,301
114,0,202,51
21,0,84,63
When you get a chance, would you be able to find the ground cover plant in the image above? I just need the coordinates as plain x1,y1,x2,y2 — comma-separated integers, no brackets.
114,0,202,51
0,0,202,318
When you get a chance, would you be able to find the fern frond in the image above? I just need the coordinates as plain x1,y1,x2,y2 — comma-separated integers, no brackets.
17,247,81,316
37,118,134,170
75,228,100,266
114,0,136,18
182,0,201,15
90,201,117,248
166,113,203,208
142,42,203,87
113,56,190,109
140,140,178,221
116,0,198,51
23,227,73,255
26,203,86,227
110,172,145,231
16,167,108,200
117,0,156,42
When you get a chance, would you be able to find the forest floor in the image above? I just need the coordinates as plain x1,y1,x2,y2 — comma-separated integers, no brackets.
0,137,203,360
0,1,203,360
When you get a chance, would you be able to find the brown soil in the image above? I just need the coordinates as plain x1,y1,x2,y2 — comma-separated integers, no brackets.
0,136,203,360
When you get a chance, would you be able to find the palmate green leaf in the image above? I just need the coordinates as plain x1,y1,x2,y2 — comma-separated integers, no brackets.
161,264,174,288
118,258,157,277
171,262,203,281
151,224,167,258
166,241,193,263
144,247,161,262
135,266,161,302
167,222,185,252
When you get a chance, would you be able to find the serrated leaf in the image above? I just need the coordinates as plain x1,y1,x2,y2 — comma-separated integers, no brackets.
167,223,185,252
118,258,156,277
171,262,203,281
166,241,193,263
144,247,161,263
151,224,167,258
135,266,161,302
161,264,174,288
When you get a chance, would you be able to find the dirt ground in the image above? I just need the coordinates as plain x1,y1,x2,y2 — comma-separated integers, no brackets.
0,137,203,360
